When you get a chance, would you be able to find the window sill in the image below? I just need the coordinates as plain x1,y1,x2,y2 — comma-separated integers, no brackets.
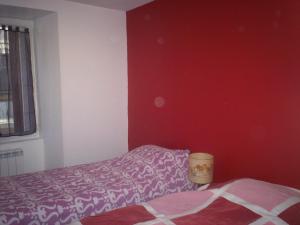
0,131,41,144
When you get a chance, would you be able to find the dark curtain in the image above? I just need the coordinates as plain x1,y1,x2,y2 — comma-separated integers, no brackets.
0,25,36,137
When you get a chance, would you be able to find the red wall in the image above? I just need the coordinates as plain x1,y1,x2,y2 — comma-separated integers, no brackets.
127,0,300,188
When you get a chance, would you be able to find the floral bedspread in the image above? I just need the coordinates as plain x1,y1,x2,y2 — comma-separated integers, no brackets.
0,145,195,225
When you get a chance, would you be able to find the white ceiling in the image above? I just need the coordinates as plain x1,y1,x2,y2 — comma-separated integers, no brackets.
0,5,52,20
66,0,154,11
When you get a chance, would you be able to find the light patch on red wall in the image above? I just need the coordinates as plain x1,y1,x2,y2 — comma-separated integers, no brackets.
154,96,166,108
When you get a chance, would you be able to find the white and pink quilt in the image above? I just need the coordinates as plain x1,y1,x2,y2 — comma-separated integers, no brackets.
77,178,300,225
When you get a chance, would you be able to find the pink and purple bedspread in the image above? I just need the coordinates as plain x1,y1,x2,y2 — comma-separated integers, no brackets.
77,178,300,225
0,145,195,225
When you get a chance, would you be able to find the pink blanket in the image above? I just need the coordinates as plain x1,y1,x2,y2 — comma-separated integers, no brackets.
77,178,300,225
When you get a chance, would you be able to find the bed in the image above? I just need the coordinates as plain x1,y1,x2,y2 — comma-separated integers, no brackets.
0,145,196,225
75,178,300,225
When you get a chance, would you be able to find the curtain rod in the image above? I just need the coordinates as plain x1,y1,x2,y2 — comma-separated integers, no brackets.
0,25,29,33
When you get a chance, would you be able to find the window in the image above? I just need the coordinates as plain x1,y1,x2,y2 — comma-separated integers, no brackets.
0,25,36,137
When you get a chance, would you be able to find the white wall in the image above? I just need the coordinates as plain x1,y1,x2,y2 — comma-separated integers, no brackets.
35,13,64,169
56,2,128,166
0,0,128,170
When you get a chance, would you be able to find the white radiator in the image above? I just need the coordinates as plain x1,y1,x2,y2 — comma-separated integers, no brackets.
0,148,24,177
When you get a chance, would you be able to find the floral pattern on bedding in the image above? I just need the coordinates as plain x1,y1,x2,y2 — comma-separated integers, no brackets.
0,145,195,225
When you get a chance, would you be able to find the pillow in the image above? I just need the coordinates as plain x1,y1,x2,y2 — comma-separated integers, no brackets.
123,145,196,194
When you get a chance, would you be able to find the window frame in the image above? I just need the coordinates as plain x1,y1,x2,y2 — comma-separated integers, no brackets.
0,18,40,143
